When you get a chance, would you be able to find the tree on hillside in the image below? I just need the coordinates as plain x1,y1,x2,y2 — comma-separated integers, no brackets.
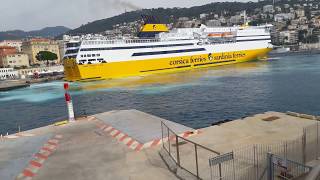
36,51,58,66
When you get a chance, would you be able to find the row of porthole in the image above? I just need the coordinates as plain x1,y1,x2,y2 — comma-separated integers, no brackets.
0,70,14,73
80,54,101,58
78,59,107,65
20,70,40,74
83,39,160,45
0,74,16,77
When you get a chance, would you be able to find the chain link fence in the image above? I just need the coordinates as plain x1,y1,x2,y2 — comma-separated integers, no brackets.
210,122,320,180
304,123,320,163
266,153,312,180
161,120,320,180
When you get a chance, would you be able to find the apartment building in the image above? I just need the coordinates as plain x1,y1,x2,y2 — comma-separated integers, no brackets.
21,39,61,65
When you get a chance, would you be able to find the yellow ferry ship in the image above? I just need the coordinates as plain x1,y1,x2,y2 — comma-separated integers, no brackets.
63,16,273,82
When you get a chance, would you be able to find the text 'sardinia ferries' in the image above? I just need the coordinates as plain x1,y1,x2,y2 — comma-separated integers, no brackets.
63,15,273,82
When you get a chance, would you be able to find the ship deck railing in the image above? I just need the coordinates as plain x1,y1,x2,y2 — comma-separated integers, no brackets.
83,39,163,45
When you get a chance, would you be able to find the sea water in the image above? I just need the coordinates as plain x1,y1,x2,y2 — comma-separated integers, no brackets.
1,54,320,134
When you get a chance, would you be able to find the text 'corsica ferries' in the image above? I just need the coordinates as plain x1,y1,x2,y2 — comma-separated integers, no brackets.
63,16,273,82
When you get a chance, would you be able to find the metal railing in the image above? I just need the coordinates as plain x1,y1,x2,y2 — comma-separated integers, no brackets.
304,123,320,163
161,120,320,180
83,38,161,45
267,153,312,180
209,137,306,180
208,122,320,180
161,121,220,179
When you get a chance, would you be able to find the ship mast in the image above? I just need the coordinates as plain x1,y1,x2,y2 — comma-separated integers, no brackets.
243,10,247,25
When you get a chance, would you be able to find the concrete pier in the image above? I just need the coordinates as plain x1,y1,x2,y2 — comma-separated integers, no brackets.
0,110,319,180
189,111,317,152
94,110,194,144
0,80,30,91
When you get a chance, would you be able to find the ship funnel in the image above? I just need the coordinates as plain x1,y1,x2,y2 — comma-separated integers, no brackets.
138,15,169,38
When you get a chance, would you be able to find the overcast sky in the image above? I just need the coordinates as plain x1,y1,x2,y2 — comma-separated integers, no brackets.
0,0,224,31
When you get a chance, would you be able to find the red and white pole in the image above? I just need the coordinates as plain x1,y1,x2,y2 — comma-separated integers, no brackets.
64,83,75,122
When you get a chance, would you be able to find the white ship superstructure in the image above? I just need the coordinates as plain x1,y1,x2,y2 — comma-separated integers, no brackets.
64,23,273,82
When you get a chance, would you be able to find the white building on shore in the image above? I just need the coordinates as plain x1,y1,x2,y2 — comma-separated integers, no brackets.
18,65,64,78
0,40,23,52
0,68,18,80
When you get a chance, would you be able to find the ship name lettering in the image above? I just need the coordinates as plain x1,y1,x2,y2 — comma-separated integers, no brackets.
169,58,189,65
214,53,232,61
190,56,207,64
233,52,246,58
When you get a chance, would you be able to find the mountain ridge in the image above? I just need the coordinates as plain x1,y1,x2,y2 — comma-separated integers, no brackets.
0,26,70,41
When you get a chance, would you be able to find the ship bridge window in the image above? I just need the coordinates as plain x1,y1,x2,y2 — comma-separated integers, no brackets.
97,58,106,63
92,54,96,57
67,55,77,59
66,42,81,48
88,59,96,64
87,54,91,57
79,60,87,64
65,49,79,54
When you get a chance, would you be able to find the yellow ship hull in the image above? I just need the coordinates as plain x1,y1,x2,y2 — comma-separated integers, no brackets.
64,48,272,82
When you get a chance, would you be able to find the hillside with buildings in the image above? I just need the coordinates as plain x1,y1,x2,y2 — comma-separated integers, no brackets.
66,1,272,35
65,0,320,47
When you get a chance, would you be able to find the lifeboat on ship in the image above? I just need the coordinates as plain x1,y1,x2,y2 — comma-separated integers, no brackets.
208,32,234,38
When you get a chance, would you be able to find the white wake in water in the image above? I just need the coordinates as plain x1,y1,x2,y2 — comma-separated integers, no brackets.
0,61,274,103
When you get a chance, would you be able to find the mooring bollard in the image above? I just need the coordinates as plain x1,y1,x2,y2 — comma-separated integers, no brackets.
64,83,75,123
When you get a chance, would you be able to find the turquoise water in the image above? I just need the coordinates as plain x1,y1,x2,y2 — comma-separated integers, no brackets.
1,54,320,134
